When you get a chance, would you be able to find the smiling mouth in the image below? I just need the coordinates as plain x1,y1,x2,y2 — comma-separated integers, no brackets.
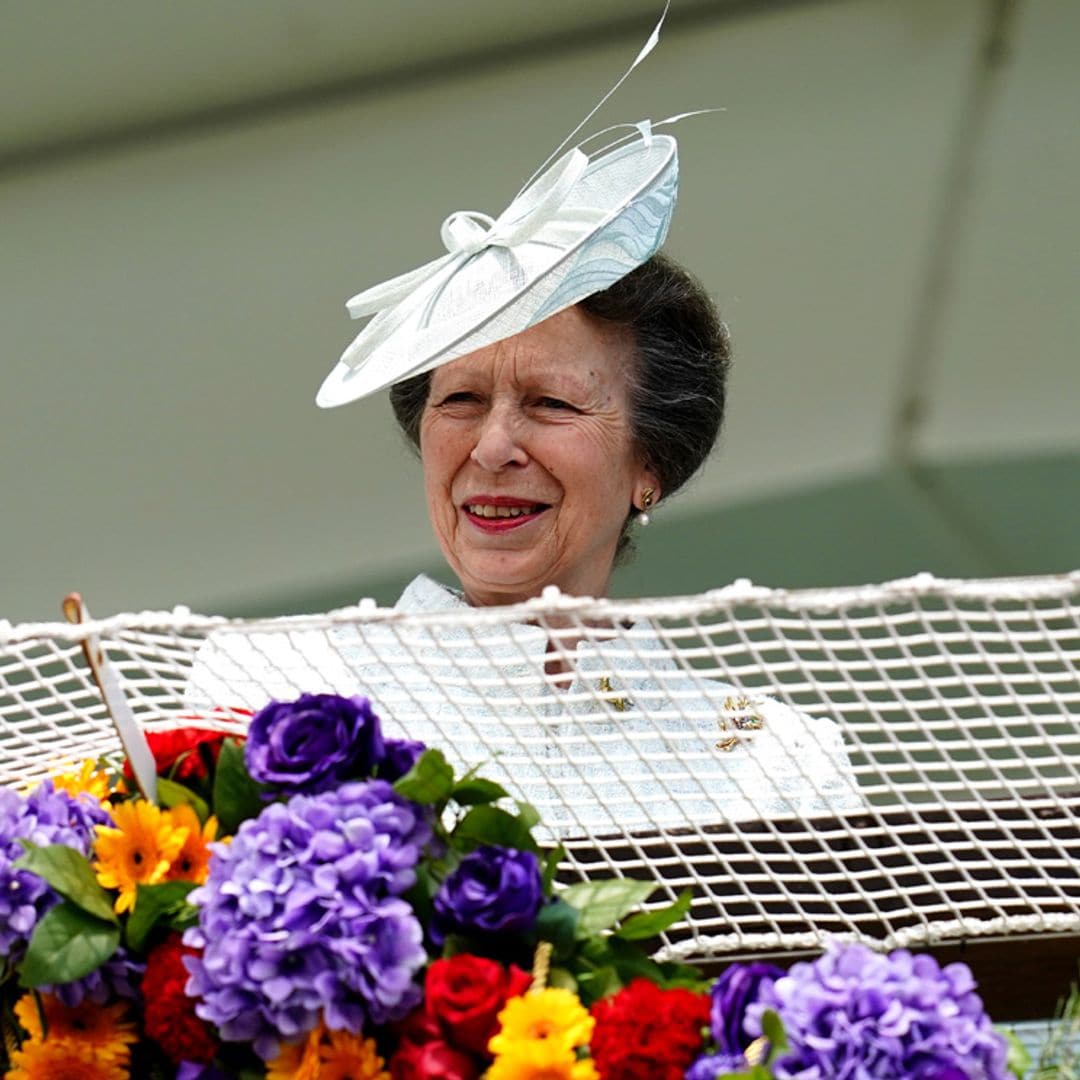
462,501,550,529
464,502,547,519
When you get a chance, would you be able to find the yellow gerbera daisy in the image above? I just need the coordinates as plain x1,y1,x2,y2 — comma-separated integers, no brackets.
163,804,218,884
489,989,595,1057
51,761,119,806
4,1038,128,1080
487,1038,600,1080
93,799,189,913
265,1023,389,1080
13,993,137,1064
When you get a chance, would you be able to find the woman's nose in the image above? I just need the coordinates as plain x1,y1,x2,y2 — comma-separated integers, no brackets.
470,406,528,471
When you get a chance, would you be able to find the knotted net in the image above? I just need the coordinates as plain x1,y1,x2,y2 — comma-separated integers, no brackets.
1,571,1077,966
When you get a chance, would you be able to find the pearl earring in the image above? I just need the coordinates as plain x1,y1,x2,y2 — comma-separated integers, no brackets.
637,487,655,526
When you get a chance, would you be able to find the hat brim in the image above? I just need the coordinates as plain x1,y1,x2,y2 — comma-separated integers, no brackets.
317,134,678,407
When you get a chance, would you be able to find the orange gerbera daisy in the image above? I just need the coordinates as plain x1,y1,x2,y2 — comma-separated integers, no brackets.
163,804,218,884
4,1038,128,1080
93,799,189,913
266,1023,389,1080
14,993,137,1063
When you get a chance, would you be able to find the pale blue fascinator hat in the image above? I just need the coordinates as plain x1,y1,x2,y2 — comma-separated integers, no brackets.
317,4,704,408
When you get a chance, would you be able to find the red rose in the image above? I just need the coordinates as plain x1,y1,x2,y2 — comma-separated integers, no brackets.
390,1038,479,1080
590,978,710,1080
142,934,219,1065
124,720,245,782
425,954,532,1056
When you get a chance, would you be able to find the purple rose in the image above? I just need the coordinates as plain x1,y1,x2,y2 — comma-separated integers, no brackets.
245,693,385,793
710,961,784,1054
381,738,426,782
432,845,543,944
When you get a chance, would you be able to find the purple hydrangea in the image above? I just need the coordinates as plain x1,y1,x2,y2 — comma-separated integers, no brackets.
245,693,385,794
184,779,430,1060
432,845,543,945
685,1052,754,1080
0,781,110,960
748,943,1010,1080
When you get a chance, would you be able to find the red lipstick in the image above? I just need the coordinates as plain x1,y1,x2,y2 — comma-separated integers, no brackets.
461,495,549,533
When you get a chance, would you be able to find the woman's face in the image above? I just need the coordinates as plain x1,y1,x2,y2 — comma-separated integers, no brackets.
419,306,658,607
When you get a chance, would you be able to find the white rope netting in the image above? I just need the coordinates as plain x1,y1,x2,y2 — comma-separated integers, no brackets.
1,571,1077,965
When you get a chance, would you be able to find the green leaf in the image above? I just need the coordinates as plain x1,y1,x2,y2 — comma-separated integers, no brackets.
15,843,117,924
452,805,539,854
1002,1029,1032,1079
515,801,540,831
546,965,578,992
156,777,210,823
604,934,668,986
19,901,120,987
761,1008,788,1062
535,898,579,959
615,888,692,940
541,843,566,896
560,879,655,937
212,738,265,834
450,777,509,805
125,881,198,953
576,963,622,1003
403,860,442,935
393,748,455,805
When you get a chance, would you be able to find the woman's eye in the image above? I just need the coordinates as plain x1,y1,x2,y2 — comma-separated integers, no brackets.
536,397,575,411
439,391,481,406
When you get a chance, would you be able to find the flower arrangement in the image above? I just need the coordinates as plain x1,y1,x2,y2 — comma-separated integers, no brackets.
0,692,1029,1079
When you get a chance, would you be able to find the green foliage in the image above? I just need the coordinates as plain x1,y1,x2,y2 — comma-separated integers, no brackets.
560,879,655,937
156,777,210,823
452,804,540,855
760,1008,789,1062
125,881,198,953
535,898,580,960
615,888,692,941
18,901,120,987
1020,981,1080,1079
394,748,455,804
541,844,567,896
212,737,265,834
15,843,116,924
449,777,510,805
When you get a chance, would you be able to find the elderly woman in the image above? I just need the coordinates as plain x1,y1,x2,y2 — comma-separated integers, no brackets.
190,36,860,832
191,254,859,832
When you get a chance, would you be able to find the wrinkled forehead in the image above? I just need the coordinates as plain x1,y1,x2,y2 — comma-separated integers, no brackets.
428,306,635,396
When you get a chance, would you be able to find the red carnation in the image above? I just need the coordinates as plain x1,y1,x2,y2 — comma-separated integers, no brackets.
142,934,219,1065
590,978,710,1080
424,953,532,1056
390,1038,479,1080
